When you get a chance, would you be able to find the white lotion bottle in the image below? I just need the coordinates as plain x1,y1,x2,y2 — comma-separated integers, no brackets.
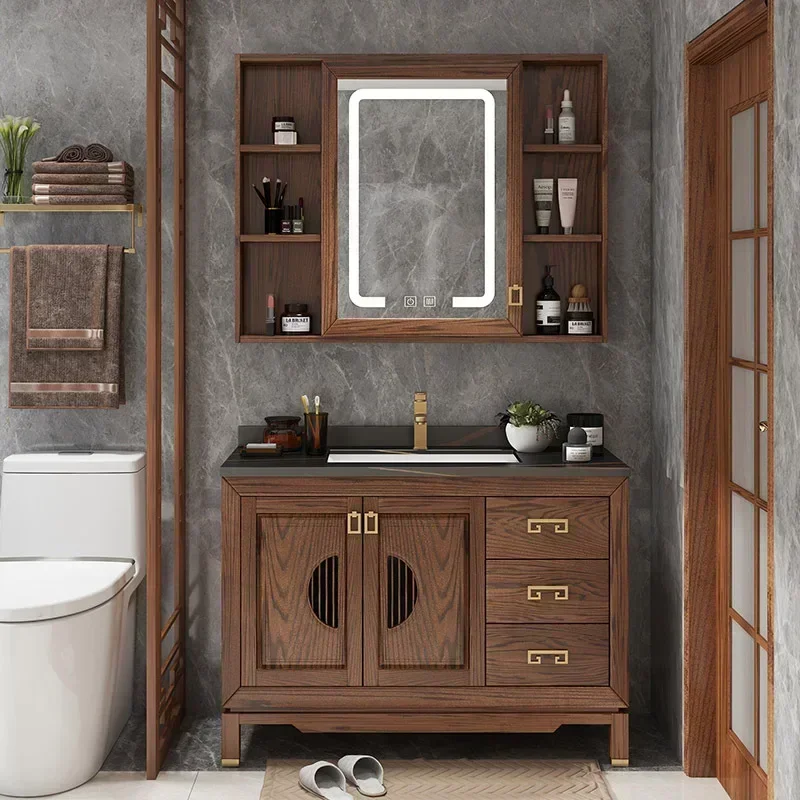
558,89,576,144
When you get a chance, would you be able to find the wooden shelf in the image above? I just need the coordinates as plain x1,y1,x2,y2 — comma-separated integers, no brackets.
241,333,605,344
524,144,602,153
240,234,320,243
240,144,321,153
524,234,602,243
240,334,322,343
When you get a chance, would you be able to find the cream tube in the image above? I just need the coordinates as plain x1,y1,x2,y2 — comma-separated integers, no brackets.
558,178,578,234
533,178,554,234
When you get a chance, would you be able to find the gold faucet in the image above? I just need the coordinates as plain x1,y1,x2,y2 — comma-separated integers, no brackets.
414,392,428,450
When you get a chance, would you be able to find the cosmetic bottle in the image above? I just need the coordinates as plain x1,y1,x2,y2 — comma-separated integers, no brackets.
273,116,297,145
566,283,594,335
281,303,311,335
280,208,292,234
562,426,592,463
567,412,604,454
558,89,576,144
536,265,561,335
544,105,555,144
533,178,553,233
292,204,303,234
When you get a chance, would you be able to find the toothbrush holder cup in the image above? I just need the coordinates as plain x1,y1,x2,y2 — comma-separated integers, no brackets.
304,412,329,456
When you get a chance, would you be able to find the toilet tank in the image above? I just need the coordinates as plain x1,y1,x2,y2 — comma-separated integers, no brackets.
0,452,146,572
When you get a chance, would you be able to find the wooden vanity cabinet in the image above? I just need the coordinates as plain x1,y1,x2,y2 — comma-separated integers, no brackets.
221,476,629,767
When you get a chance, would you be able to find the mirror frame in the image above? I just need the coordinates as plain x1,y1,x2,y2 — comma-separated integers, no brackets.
321,56,523,338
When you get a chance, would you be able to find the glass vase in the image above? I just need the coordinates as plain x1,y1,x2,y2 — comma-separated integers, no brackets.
2,169,24,204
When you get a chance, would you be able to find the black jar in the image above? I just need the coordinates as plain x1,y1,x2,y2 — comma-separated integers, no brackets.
280,303,311,335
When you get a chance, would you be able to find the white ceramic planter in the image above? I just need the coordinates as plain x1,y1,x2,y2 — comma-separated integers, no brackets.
505,423,553,453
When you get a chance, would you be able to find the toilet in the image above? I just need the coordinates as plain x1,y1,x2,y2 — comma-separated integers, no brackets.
0,451,146,797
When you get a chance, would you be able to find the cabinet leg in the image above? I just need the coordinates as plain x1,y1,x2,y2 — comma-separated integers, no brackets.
221,712,240,767
609,712,629,767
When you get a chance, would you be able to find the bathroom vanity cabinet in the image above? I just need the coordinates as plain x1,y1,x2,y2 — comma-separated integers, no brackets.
220,449,630,766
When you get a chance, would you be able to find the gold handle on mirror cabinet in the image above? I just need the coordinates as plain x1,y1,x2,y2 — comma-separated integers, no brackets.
527,649,569,666
527,585,569,602
527,518,569,535
364,511,379,535
347,511,362,535
507,284,523,307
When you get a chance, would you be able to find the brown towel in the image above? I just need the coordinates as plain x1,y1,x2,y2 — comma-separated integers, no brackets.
32,195,132,206
33,184,134,199
40,143,114,163
33,161,132,175
9,246,124,409
26,245,108,351
33,172,133,186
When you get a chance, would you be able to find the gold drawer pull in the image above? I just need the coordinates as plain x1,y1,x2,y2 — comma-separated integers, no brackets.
364,511,379,535
527,585,569,601
347,511,362,535
508,284,523,307
528,518,569,535
528,649,569,666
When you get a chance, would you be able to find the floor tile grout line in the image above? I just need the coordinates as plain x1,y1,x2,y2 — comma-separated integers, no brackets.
185,770,200,799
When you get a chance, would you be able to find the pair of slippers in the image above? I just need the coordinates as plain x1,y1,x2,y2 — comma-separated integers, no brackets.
299,756,386,799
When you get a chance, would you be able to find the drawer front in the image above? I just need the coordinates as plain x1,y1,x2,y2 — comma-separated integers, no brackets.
486,497,609,559
486,624,609,686
486,560,609,624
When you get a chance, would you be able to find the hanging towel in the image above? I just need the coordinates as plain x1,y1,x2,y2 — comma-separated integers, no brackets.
32,195,132,206
33,161,132,175
26,245,108,351
9,246,124,409
32,172,133,186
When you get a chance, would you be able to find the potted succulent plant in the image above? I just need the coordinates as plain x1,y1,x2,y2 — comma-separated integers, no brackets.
0,115,41,203
497,401,560,453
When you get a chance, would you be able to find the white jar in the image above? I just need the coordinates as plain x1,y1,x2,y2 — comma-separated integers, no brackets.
505,423,553,454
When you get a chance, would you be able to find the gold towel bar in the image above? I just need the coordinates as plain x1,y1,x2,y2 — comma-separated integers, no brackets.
0,203,144,255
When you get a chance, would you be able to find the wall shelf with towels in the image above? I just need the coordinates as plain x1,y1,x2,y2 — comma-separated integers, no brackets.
0,203,144,254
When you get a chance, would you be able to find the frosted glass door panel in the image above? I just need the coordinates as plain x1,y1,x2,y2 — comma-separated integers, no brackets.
759,102,768,228
760,372,768,501
731,492,755,626
760,508,768,636
731,365,755,493
760,236,768,365
731,619,756,755
731,238,755,361
759,646,768,768
732,106,755,231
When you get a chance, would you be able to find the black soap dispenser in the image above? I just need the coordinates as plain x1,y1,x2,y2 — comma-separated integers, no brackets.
536,265,562,335
562,426,593,463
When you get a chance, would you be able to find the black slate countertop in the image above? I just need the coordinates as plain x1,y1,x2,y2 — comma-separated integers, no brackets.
220,425,631,479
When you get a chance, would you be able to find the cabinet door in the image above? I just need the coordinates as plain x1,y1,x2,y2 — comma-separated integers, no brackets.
362,497,484,686
241,496,362,687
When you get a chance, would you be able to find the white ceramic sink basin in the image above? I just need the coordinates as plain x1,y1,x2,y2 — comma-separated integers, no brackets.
327,450,519,465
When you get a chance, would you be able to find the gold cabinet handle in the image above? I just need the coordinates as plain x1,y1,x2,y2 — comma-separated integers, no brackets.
347,511,362,535
528,649,569,666
508,284,523,307
364,511,379,535
759,420,769,432
527,585,569,601
527,518,569,535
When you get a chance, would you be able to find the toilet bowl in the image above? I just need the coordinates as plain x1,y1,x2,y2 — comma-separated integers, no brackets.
0,452,145,797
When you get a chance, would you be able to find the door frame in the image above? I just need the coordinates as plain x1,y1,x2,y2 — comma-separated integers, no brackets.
683,0,773,786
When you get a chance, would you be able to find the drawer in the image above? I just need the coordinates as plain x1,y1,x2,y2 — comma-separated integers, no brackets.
486,497,608,559
486,560,609,624
486,624,609,686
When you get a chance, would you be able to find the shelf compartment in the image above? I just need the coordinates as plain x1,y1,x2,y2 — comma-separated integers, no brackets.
241,234,320,243
524,234,602,243
240,144,321,153
524,144,602,153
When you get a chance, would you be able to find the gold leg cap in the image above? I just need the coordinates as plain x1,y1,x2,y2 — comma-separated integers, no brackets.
221,758,240,768
611,759,629,768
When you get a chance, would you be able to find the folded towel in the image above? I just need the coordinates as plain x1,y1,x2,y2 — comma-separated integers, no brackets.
33,172,133,186
41,143,114,163
33,161,132,175
32,194,132,205
26,245,108,351
33,184,134,199
9,246,124,409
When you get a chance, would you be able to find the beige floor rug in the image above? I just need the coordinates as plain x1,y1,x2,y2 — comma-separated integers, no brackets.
261,759,613,799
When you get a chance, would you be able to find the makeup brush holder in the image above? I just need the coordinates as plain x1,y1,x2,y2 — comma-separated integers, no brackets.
265,207,282,234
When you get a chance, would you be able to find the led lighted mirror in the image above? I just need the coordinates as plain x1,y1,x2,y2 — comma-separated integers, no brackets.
337,78,508,320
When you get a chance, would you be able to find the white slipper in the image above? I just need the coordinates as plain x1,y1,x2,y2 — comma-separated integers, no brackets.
299,761,354,800
338,755,386,797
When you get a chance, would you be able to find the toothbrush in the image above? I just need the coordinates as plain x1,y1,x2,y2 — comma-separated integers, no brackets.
314,395,320,415
301,394,311,414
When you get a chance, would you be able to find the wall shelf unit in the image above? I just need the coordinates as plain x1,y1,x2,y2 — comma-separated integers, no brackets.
235,54,607,342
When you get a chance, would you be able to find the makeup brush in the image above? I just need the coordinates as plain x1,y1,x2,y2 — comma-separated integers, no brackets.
274,179,282,208
252,183,267,207
263,176,271,208
277,181,289,207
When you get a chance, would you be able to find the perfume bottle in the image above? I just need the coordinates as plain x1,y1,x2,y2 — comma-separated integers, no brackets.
536,265,561,335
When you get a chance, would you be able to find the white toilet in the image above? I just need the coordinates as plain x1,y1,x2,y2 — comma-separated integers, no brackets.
0,451,146,797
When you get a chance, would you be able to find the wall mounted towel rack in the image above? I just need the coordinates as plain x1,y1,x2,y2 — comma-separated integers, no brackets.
0,203,144,254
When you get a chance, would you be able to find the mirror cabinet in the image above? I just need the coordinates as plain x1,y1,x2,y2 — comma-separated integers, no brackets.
235,55,607,342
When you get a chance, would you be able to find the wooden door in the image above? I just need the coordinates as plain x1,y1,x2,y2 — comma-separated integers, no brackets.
241,496,362,687
718,28,772,800
362,497,484,686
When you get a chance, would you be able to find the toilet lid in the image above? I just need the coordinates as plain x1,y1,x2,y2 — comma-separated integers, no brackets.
0,558,135,623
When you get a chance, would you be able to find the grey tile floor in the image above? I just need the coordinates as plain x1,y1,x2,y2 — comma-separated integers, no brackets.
103,714,681,773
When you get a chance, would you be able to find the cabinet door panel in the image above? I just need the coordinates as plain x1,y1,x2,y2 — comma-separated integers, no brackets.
363,497,483,686
242,496,362,687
